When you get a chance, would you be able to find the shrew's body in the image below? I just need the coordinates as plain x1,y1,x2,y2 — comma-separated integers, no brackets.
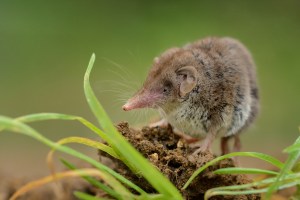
123,37,259,154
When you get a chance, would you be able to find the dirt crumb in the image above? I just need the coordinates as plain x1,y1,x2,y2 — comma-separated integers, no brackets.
99,122,261,200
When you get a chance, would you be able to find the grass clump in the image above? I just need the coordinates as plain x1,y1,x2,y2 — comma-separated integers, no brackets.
0,54,299,199
0,54,181,200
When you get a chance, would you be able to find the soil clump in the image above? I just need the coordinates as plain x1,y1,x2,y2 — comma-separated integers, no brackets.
99,122,261,200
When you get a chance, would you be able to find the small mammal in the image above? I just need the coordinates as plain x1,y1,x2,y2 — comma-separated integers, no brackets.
122,37,259,154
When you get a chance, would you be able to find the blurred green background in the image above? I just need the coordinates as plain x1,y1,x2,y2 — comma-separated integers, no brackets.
0,1,299,177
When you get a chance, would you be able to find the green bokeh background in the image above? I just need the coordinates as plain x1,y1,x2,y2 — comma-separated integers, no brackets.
0,1,299,177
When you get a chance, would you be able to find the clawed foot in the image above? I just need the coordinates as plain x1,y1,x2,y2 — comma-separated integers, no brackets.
150,120,217,156
192,145,212,155
150,119,200,143
174,130,200,144
192,133,216,155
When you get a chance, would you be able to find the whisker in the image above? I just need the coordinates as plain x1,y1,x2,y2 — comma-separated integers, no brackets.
97,78,136,91
100,57,132,78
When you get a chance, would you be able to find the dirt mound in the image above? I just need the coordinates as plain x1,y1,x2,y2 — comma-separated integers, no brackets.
99,122,261,200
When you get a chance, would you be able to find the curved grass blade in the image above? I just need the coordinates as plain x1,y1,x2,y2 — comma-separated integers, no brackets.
204,174,300,200
214,167,279,176
265,136,300,199
136,194,166,200
15,113,111,142
293,161,300,172
284,135,300,153
84,54,182,199
10,168,134,200
63,160,169,200
45,136,120,199
206,172,300,192
205,188,266,200
0,116,146,195
284,143,300,153
49,136,119,160
74,191,109,200
16,113,78,123
182,152,284,190
16,113,134,167
61,159,121,200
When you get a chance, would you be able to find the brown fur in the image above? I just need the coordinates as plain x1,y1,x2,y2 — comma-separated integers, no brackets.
124,37,259,153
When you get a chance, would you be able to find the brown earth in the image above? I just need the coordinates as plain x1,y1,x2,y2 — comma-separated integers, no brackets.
99,122,260,200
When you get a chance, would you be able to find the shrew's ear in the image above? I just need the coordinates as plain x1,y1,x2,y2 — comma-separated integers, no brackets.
176,66,197,97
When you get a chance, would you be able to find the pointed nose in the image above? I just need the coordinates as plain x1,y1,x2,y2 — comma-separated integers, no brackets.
122,98,137,111
122,97,144,111
122,90,161,111
122,102,131,111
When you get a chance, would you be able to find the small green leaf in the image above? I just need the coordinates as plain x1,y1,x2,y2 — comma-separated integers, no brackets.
214,167,279,176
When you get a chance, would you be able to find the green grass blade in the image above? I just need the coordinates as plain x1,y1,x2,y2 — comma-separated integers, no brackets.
205,188,267,200
284,143,300,153
214,167,279,176
136,194,166,200
0,116,146,195
292,185,300,199
16,113,77,122
55,136,119,159
182,151,284,190
61,159,121,200
266,136,300,199
211,172,300,191
74,191,110,200
15,113,110,142
293,161,300,172
284,136,300,153
205,175,300,200
83,54,182,199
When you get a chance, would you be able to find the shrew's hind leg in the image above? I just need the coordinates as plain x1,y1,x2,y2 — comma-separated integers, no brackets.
233,134,241,152
220,135,242,154
221,136,230,155
221,135,241,165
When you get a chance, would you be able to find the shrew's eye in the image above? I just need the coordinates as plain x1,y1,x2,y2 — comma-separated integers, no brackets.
163,81,172,94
